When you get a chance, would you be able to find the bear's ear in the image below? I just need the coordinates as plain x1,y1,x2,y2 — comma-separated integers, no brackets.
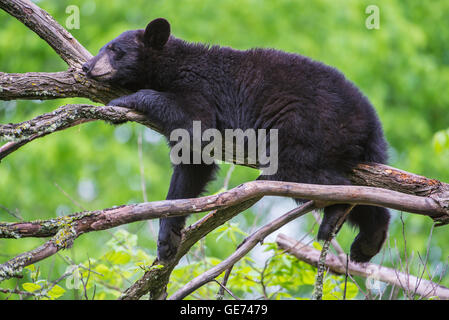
143,18,171,50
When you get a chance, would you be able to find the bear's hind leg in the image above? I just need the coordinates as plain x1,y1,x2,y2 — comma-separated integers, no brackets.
348,205,390,262
158,163,217,262
317,204,352,241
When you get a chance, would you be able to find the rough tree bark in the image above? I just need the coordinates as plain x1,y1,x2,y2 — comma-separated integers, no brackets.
1,0,448,300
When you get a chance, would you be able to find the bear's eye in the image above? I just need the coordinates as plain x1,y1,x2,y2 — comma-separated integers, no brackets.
108,45,125,59
114,48,125,59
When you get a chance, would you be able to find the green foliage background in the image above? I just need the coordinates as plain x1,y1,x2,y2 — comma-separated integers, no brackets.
0,0,448,299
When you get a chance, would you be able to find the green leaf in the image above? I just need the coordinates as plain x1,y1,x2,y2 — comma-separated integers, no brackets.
273,292,293,300
95,264,112,279
262,242,278,252
301,270,316,285
25,265,36,272
47,285,66,299
323,292,340,300
281,255,292,269
312,241,322,251
433,130,449,153
104,250,131,264
215,227,229,243
149,264,164,271
135,249,153,263
206,257,221,265
22,282,42,292
229,230,237,243
106,229,137,249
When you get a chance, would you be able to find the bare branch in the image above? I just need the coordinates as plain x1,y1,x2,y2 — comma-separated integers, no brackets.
1,179,448,241
351,163,449,197
0,103,158,160
276,233,449,300
0,287,49,298
0,187,264,285
0,71,129,103
0,174,448,285
0,239,58,282
0,104,156,140
0,71,88,101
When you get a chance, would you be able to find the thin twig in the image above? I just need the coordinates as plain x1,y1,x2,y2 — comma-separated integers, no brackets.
216,265,234,300
53,182,86,211
0,204,22,221
313,205,354,300
213,279,240,300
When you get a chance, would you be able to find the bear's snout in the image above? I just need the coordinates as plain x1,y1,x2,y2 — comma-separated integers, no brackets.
82,54,117,80
82,62,91,74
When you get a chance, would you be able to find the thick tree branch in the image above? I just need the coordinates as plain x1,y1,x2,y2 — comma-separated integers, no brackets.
0,104,159,161
0,197,262,284
276,233,449,300
352,164,449,226
2,180,448,241
352,163,449,197
2,174,447,294
0,71,129,103
0,239,59,282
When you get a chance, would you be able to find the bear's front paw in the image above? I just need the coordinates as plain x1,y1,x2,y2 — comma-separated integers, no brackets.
107,96,135,109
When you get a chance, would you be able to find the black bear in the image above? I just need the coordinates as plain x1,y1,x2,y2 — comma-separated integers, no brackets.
83,18,390,263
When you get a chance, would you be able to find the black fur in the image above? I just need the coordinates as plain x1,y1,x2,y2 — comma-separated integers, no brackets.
84,18,390,262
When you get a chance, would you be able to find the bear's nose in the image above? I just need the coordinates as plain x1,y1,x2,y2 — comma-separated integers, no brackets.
82,62,90,74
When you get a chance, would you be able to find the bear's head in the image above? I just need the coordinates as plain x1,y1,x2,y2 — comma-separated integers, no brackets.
82,18,171,90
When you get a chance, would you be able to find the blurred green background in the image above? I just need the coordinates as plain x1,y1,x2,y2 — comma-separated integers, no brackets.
0,0,448,299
